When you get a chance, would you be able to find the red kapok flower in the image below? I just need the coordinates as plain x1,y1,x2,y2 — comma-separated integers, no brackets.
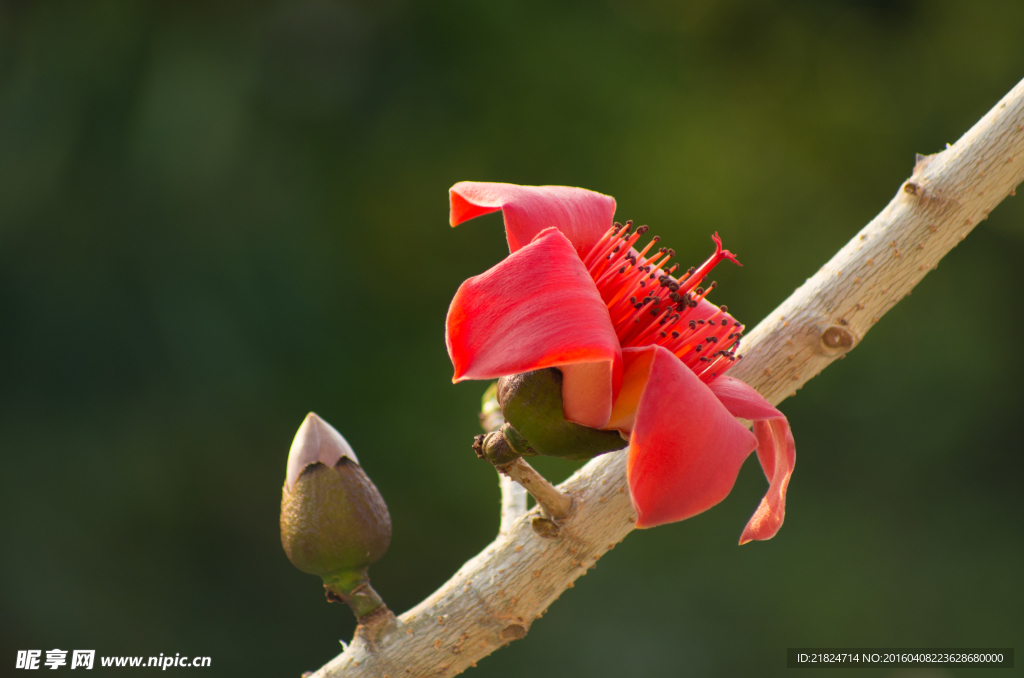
445,182,795,543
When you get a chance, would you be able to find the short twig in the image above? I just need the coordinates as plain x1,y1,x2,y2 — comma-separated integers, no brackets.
497,458,573,521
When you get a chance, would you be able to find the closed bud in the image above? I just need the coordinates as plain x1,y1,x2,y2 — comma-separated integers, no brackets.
495,368,626,461
281,413,392,621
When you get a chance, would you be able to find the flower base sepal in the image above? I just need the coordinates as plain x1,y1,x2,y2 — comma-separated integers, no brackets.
497,368,626,461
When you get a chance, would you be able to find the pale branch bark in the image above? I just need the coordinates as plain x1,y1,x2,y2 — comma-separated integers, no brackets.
498,474,528,535
308,77,1024,678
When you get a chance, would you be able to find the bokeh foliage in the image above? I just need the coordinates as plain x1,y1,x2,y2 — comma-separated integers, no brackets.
1,1,1022,676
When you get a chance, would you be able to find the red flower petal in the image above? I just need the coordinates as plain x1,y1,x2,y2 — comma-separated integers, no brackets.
446,228,621,428
449,181,616,258
709,375,796,544
625,345,758,529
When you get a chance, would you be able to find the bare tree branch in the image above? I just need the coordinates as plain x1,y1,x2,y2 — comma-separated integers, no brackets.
308,76,1024,678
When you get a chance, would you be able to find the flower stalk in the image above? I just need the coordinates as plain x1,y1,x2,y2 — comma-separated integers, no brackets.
480,384,529,532
322,569,389,622
475,380,575,523
499,458,573,521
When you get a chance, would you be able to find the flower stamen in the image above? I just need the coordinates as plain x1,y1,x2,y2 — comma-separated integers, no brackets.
587,226,744,384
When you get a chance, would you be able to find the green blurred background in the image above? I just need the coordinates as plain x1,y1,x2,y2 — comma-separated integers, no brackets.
1,1,1022,676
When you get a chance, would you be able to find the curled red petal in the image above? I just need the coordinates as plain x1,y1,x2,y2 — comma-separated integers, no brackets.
445,228,620,428
709,375,796,544
449,181,616,258
625,345,758,529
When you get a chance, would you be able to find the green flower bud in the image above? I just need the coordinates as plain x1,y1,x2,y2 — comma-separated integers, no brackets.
281,413,391,620
494,368,626,461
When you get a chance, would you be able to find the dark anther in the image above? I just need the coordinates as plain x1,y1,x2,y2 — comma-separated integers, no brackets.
709,281,718,289
700,356,709,362
707,319,716,325
687,266,696,275
695,345,703,352
619,267,626,274
630,296,637,304
709,336,718,343
695,287,704,295
672,331,680,338
612,245,621,253
720,305,728,312
688,320,697,329
697,319,705,325
667,249,675,257
659,247,667,253
660,331,667,338
637,225,649,235
650,309,658,316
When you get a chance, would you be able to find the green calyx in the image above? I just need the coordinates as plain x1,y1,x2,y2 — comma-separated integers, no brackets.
280,459,391,579
494,368,627,462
